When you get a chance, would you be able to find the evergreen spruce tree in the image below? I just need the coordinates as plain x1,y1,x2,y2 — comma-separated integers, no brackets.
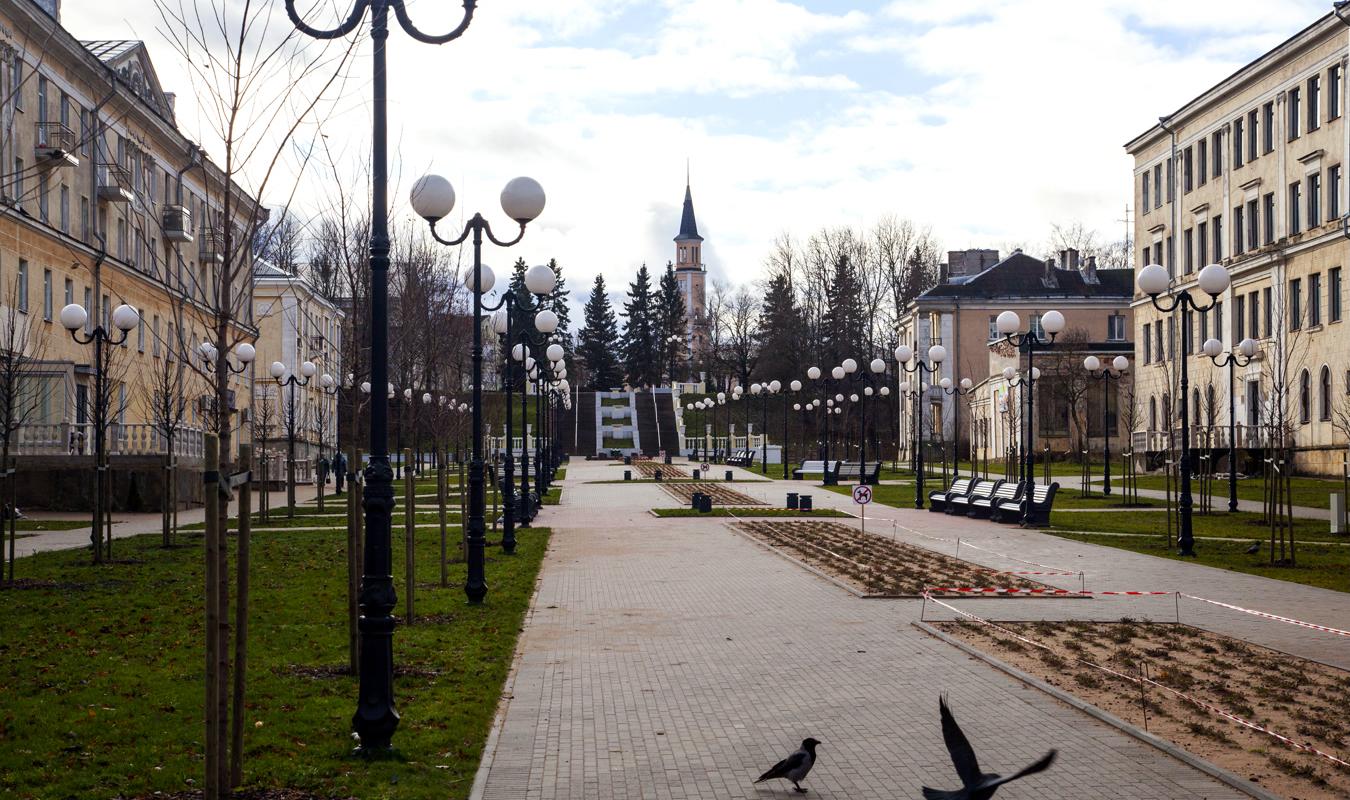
655,261,688,383
752,273,803,382
621,264,659,387
546,258,574,358
821,253,864,366
507,257,531,340
578,274,623,390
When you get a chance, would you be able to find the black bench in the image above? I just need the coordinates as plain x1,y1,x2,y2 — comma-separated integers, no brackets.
991,482,1059,526
792,459,831,480
727,450,757,468
969,480,1023,519
947,479,1001,516
928,477,972,512
834,461,883,485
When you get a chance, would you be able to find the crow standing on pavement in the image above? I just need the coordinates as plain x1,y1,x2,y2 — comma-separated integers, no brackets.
755,737,820,794
923,696,1056,800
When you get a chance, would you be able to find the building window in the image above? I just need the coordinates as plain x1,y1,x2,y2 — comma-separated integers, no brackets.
16,261,28,313
1262,101,1275,152
1322,366,1333,421
1289,181,1302,235
987,315,999,342
1263,192,1276,244
1149,396,1157,430
1107,314,1126,342
83,288,92,333
1182,307,1194,356
1310,272,1322,327
1029,314,1044,339
13,157,23,203
1156,322,1164,363
63,278,72,306
1212,214,1223,262
153,316,161,357
1152,241,1162,270
1308,172,1322,228
1183,146,1193,193
1332,267,1343,323
1299,369,1311,424
80,196,90,242
1166,235,1174,274
42,269,52,321
1332,165,1343,221
11,54,22,112
1233,205,1245,255
1183,228,1194,273
1199,307,1209,342
1233,116,1244,168
1215,301,1223,344
1197,221,1208,266
1290,278,1303,331
38,174,48,222
1248,108,1258,161
1247,380,1261,426
1236,295,1246,341
1289,87,1301,141
1166,157,1174,202
59,184,69,233
1263,286,1272,336
1142,171,1150,211
1332,64,1343,120
1167,317,1175,360
1198,139,1208,185
1308,75,1321,131
1153,163,1163,208
136,311,145,352
1249,290,1260,339
1246,198,1259,251
1212,129,1223,176
1143,322,1152,362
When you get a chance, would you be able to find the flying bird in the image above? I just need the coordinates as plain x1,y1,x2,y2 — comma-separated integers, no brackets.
755,737,820,794
1245,541,1261,555
923,696,1056,800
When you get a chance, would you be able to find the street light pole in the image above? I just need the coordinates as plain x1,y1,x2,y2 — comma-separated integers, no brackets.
996,309,1064,524
269,359,316,517
1139,262,1232,555
1083,356,1131,497
940,376,976,481
285,0,476,755
1202,337,1257,513
895,344,946,508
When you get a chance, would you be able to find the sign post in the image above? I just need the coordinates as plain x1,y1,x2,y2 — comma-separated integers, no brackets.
852,484,872,536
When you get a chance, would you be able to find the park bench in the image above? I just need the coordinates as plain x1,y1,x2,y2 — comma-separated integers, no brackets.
946,479,1001,516
834,461,882,485
991,482,1059,525
727,450,757,468
793,460,832,480
969,480,1022,518
927,477,972,512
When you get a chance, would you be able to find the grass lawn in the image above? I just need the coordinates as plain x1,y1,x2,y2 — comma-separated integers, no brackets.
541,487,562,506
0,520,550,799
1051,488,1160,509
1045,509,1345,544
651,507,851,518
823,483,921,508
599,396,629,408
12,519,96,531
1122,474,1342,510
1042,529,1350,593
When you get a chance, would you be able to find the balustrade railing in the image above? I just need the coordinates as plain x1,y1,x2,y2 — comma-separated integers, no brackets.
11,423,206,458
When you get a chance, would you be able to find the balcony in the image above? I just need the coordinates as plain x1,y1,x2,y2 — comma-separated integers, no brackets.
96,163,134,203
34,122,78,168
198,226,225,262
161,205,193,243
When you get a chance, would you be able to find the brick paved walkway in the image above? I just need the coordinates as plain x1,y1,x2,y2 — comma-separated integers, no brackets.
476,460,1266,799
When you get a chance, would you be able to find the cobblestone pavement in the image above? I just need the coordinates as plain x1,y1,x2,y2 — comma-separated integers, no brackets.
476,459,1264,799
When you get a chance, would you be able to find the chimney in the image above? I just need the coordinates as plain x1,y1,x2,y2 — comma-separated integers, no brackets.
1042,257,1059,289
1067,247,1081,270
1081,255,1099,285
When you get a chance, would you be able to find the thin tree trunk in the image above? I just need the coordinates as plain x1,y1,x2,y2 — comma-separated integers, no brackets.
404,448,414,625
438,460,447,586
204,434,220,800
230,444,252,788
347,444,360,673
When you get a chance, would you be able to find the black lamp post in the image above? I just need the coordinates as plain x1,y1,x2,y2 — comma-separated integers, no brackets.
939,376,976,481
1082,355,1130,497
895,344,946,508
751,380,780,473
1002,368,1033,484
1201,336,1257,513
285,0,477,755
996,310,1063,524
269,358,317,517
59,301,142,560
784,380,801,478
1138,262,1232,555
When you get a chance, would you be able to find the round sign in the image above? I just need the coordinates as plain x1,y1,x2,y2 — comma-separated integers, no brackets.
702,463,710,473
852,485,872,505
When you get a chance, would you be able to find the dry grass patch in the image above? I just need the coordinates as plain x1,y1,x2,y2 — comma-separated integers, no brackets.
662,481,766,506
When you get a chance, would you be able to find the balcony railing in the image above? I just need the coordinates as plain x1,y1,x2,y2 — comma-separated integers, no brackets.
198,227,225,262
35,122,78,167
12,423,205,459
96,163,134,203
162,205,193,243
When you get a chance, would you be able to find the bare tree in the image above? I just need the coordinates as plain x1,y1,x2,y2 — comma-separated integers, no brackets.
142,316,195,547
0,278,49,584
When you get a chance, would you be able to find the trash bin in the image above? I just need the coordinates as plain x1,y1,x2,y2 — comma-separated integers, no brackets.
725,470,734,482
624,470,632,481
691,491,704,510
692,469,701,480
664,454,672,465
799,495,813,512
787,492,799,510
624,455,632,465
699,494,714,513
654,469,663,481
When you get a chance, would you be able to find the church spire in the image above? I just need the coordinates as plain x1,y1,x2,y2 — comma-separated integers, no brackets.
675,176,703,243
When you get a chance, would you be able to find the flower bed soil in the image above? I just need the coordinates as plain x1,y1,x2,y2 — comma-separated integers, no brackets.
733,520,1047,597
634,461,689,478
934,619,1350,800
661,482,766,506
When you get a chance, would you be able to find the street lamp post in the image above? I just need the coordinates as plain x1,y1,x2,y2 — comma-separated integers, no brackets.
939,377,975,481
269,359,317,517
412,173,545,601
1201,337,1258,513
784,380,801,479
1138,262,1231,555
59,302,142,561
285,0,476,755
1001,367,1038,484
1082,356,1130,497
996,309,1064,524
895,344,946,508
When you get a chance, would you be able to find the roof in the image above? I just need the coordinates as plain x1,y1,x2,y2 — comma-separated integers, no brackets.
79,39,176,123
82,40,140,61
918,252,1133,301
674,183,702,242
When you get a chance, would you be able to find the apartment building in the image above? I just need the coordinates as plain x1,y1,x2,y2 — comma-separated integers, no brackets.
1,0,261,507
1126,9,1350,475
896,249,1133,463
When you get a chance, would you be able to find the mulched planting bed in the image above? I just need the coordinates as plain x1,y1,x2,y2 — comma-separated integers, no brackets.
651,507,851,518
934,619,1350,800
661,481,766,506
733,520,1047,597
633,461,689,478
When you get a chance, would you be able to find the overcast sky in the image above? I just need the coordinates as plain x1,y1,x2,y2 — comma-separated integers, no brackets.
66,0,1336,297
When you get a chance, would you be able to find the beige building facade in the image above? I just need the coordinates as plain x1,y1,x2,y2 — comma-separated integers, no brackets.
1126,10,1350,476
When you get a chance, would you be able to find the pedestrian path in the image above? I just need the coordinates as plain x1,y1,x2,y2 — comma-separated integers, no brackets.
474,459,1263,799
1079,476,1332,521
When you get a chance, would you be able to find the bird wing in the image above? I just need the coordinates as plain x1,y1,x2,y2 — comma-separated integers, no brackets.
920,787,967,800
756,750,806,783
940,696,982,787
979,750,1057,791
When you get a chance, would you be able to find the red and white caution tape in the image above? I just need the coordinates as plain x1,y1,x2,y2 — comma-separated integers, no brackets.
923,592,1350,770
1180,594,1350,638
980,569,1079,577
925,587,1171,596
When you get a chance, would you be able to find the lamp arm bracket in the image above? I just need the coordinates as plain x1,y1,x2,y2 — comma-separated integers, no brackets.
285,0,369,39
392,0,477,45
484,220,527,248
429,219,473,247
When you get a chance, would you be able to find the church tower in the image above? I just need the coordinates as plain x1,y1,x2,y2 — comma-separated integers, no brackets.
674,179,710,361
